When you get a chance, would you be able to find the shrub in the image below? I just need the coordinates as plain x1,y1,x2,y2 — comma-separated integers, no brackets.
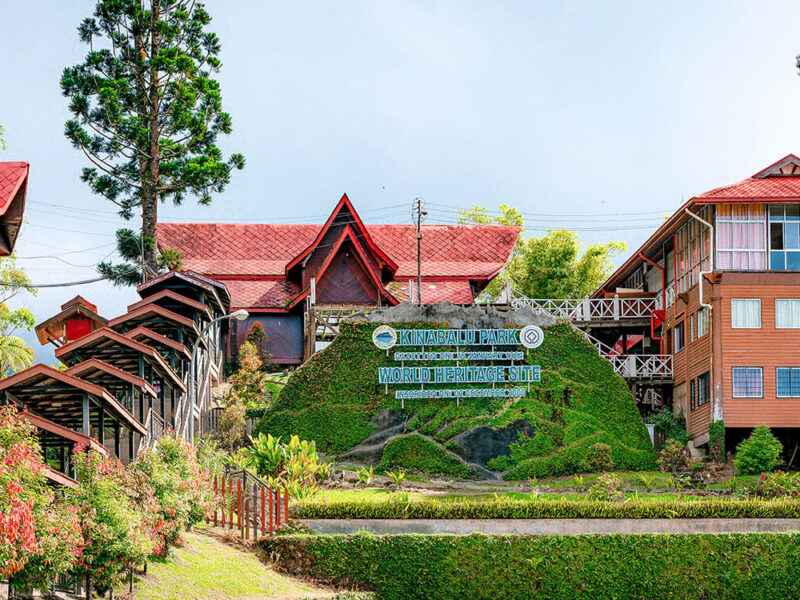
356,466,375,486
752,471,800,499
378,434,471,478
647,408,689,446
242,433,331,497
657,438,700,476
290,497,800,520
0,406,83,591
708,420,725,463
735,425,783,475
387,469,407,488
262,533,800,600
229,341,274,409
583,443,615,472
586,472,623,502
213,402,247,451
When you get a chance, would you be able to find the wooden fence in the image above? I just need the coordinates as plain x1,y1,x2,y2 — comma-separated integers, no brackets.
208,468,290,540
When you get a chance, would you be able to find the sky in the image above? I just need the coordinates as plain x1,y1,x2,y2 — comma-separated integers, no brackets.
3,0,800,365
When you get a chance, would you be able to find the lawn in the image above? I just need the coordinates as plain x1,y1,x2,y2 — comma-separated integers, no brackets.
132,528,325,600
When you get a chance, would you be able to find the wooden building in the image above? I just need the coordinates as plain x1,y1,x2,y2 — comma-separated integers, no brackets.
0,161,29,255
593,154,800,452
157,194,521,364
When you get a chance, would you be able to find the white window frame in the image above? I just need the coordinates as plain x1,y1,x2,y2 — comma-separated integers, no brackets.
775,298,800,329
731,298,762,329
732,367,763,399
776,367,800,398
697,307,709,337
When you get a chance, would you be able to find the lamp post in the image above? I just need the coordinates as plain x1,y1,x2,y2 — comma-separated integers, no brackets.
189,308,249,443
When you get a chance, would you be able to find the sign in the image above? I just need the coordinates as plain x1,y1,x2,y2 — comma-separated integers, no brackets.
372,325,544,403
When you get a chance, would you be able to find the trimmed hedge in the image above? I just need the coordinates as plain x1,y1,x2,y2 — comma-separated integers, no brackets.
377,434,471,478
263,533,800,600
259,321,656,476
291,498,800,519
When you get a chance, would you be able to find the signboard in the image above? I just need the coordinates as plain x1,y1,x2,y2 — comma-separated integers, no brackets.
372,325,544,404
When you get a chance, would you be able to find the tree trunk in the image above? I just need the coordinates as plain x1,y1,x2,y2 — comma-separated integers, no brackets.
142,0,162,279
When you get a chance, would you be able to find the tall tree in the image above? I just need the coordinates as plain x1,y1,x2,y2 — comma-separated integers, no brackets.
61,0,244,284
0,124,6,152
458,205,626,300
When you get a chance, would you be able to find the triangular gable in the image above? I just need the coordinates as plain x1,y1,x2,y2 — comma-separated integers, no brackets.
753,154,800,178
287,225,398,308
285,194,398,275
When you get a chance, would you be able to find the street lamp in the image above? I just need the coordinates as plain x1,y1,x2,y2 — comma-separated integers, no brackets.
189,309,249,442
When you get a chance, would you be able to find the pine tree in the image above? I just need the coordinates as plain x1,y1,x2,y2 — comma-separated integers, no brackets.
61,0,244,284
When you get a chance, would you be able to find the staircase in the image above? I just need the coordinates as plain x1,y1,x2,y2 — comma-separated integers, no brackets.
138,407,167,454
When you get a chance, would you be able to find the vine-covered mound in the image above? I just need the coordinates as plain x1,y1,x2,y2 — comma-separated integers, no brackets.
258,318,656,478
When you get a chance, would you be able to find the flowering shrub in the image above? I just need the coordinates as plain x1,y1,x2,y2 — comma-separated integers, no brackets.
586,473,624,502
735,425,783,475
0,405,83,591
751,471,800,499
69,446,155,591
130,432,215,549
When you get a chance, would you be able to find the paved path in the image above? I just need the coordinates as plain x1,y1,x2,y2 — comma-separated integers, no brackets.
303,518,800,535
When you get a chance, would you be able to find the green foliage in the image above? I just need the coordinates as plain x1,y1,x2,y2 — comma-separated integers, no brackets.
62,0,244,281
259,322,656,478
291,497,800,520
387,469,407,488
708,420,726,463
263,533,800,600
378,434,471,478
587,472,623,502
242,433,330,498
647,408,689,446
229,341,274,409
0,256,37,375
0,123,5,152
583,442,615,472
735,425,783,475
751,471,800,499
356,466,375,486
657,438,700,476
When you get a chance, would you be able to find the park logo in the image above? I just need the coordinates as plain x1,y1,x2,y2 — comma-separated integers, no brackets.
372,325,397,350
519,325,544,349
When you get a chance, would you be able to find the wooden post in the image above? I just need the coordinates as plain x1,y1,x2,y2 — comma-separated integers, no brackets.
236,479,242,536
260,486,266,537
221,477,226,527
275,487,281,528
213,476,218,526
284,488,289,524
269,488,274,535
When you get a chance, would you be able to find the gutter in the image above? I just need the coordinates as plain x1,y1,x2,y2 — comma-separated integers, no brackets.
683,208,721,424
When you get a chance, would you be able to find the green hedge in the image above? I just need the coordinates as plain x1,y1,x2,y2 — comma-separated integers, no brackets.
291,498,800,519
377,434,471,478
259,321,656,476
263,533,800,600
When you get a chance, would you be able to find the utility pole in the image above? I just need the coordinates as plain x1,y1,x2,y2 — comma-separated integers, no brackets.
413,197,426,305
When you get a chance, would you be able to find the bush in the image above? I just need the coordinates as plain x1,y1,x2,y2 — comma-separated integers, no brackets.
583,443,615,472
751,471,800,499
586,472,623,502
647,408,689,446
708,420,725,463
657,438,700,476
378,434,471,478
262,533,800,600
735,425,783,475
290,497,800,520
0,406,83,591
242,433,331,497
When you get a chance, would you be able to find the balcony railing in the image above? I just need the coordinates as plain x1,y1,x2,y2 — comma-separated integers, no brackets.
582,331,673,380
509,290,657,321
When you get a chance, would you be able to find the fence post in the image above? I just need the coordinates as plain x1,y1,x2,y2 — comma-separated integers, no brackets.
237,479,243,537
213,476,218,527
261,486,266,537
269,488,274,535
221,477,226,527
613,293,620,320
275,488,281,529
284,488,289,524
582,296,590,321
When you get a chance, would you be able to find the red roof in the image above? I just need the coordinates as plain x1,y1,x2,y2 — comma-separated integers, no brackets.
0,162,28,216
158,199,520,309
695,154,800,201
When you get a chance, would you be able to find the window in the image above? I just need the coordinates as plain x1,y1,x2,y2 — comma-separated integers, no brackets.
732,367,763,398
777,367,800,398
775,299,800,328
769,204,800,270
696,372,710,407
697,307,709,337
690,378,696,410
716,203,767,270
673,321,685,353
731,298,761,328
676,206,712,293
689,313,695,342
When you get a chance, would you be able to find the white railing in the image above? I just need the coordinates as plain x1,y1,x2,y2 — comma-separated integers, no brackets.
582,331,673,380
654,284,676,311
137,407,167,454
509,290,657,321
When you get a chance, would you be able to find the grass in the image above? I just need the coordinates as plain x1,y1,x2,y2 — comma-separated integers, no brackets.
315,488,423,503
132,529,324,600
